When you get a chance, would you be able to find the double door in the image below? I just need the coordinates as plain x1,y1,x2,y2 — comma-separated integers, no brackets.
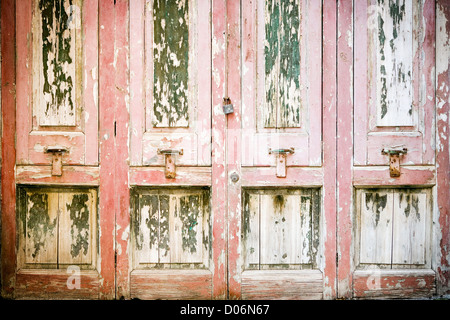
2,0,448,299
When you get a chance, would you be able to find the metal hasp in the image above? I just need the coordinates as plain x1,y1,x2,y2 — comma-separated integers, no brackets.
45,146,69,176
269,148,295,178
381,147,408,178
157,149,183,179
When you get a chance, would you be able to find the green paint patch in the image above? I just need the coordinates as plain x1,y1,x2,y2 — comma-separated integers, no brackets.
66,193,90,258
264,0,301,128
180,195,200,254
39,0,74,121
365,193,388,227
27,193,57,259
153,0,189,128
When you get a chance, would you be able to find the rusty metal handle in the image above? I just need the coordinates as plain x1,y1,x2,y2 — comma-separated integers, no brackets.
157,148,183,156
45,146,69,153
269,148,295,155
381,148,407,155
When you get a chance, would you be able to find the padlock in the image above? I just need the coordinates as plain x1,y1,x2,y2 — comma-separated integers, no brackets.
223,97,234,115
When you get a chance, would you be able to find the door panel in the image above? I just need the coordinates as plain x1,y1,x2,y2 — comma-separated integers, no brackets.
350,0,437,299
242,0,321,167
130,0,211,168
128,0,213,300
17,0,98,167
238,0,325,300
354,0,435,167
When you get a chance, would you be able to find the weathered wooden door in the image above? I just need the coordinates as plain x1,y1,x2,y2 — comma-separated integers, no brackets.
127,0,214,299
10,0,102,299
340,0,440,299
228,0,333,299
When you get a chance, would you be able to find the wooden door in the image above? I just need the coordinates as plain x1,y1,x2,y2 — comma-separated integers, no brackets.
128,0,214,300
346,0,438,299
229,0,331,300
10,0,102,299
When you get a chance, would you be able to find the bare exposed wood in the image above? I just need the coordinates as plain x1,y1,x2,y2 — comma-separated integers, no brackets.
241,270,323,300
359,190,393,264
132,189,209,268
264,0,301,128
436,0,450,295
15,269,100,300
130,269,212,300
376,0,413,126
353,269,436,299
242,189,319,270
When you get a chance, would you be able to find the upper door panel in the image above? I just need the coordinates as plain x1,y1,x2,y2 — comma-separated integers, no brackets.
17,0,99,166
354,0,435,166
130,0,211,167
241,0,322,167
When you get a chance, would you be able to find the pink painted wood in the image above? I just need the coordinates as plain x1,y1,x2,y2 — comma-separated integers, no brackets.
211,0,227,299
114,0,130,300
436,0,450,296
226,0,241,299
241,0,322,168
322,0,338,300
15,0,98,168
336,0,353,299
1,0,16,299
98,0,116,300
354,0,435,169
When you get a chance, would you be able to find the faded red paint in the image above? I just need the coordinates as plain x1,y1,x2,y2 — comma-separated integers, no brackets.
226,0,241,299
322,0,337,300
211,0,228,299
337,0,353,299
99,0,116,300
114,0,130,300
1,0,16,299
353,270,436,299
437,0,450,296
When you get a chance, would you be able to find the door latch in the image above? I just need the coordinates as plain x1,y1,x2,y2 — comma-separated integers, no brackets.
45,146,68,176
157,149,183,179
381,147,407,177
269,148,295,178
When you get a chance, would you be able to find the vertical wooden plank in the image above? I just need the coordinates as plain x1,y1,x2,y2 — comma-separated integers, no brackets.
264,0,301,128
376,0,413,126
260,193,300,266
129,0,144,166
15,0,31,165
178,194,203,263
337,0,353,299
436,0,450,295
353,0,368,166
83,0,99,166
243,192,260,268
114,0,130,300
392,191,426,264
153,0,189,128
211,0,227,299
138,194,159,264
25,192,58,265
59,191,94,265
359,191,393,264
98,0,116,299
158,194,170,263
226,0,242,298
322,0,337,299
1,0,16,297
299,195,312,264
